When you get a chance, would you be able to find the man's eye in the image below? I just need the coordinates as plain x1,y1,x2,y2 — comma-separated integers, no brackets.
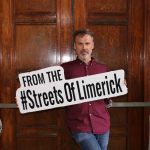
78,43,83,45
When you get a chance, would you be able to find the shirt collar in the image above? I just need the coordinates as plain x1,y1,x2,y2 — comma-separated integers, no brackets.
76,57,94,66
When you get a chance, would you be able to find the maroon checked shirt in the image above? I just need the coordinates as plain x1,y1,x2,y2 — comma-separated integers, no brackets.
61,58,110,134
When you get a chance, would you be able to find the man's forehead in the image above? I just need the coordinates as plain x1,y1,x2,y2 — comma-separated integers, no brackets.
75,34,93,41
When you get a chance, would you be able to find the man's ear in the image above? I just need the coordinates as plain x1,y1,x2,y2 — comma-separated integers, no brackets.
92,41,94,50
74,43,76,49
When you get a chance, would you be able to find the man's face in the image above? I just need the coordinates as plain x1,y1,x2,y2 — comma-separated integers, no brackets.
74,34,94,62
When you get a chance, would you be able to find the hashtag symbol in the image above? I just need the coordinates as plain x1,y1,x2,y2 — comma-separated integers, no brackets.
20,91,28,110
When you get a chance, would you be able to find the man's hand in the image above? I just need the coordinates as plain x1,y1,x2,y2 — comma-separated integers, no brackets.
105,99,113,108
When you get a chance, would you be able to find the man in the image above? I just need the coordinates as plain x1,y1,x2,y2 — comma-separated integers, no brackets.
61,29,111,150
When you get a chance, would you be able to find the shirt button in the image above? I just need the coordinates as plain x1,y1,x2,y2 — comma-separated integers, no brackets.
89,103,91,106
89,113,92,116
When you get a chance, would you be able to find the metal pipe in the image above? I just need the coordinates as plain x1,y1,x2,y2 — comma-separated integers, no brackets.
112,102,150,107
0,102,150,108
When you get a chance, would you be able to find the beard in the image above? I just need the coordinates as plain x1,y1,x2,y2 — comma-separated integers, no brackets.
78,50,91,63
80,50,89,55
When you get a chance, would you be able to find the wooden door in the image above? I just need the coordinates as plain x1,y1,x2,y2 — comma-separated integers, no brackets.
74,0,145,149
0,0,149,150
0,0,75,150
144,0,150,149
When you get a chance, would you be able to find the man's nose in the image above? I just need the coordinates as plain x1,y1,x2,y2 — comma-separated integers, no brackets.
82,44,86,49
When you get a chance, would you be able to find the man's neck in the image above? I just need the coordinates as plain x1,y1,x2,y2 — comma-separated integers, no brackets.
78,57,92,65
